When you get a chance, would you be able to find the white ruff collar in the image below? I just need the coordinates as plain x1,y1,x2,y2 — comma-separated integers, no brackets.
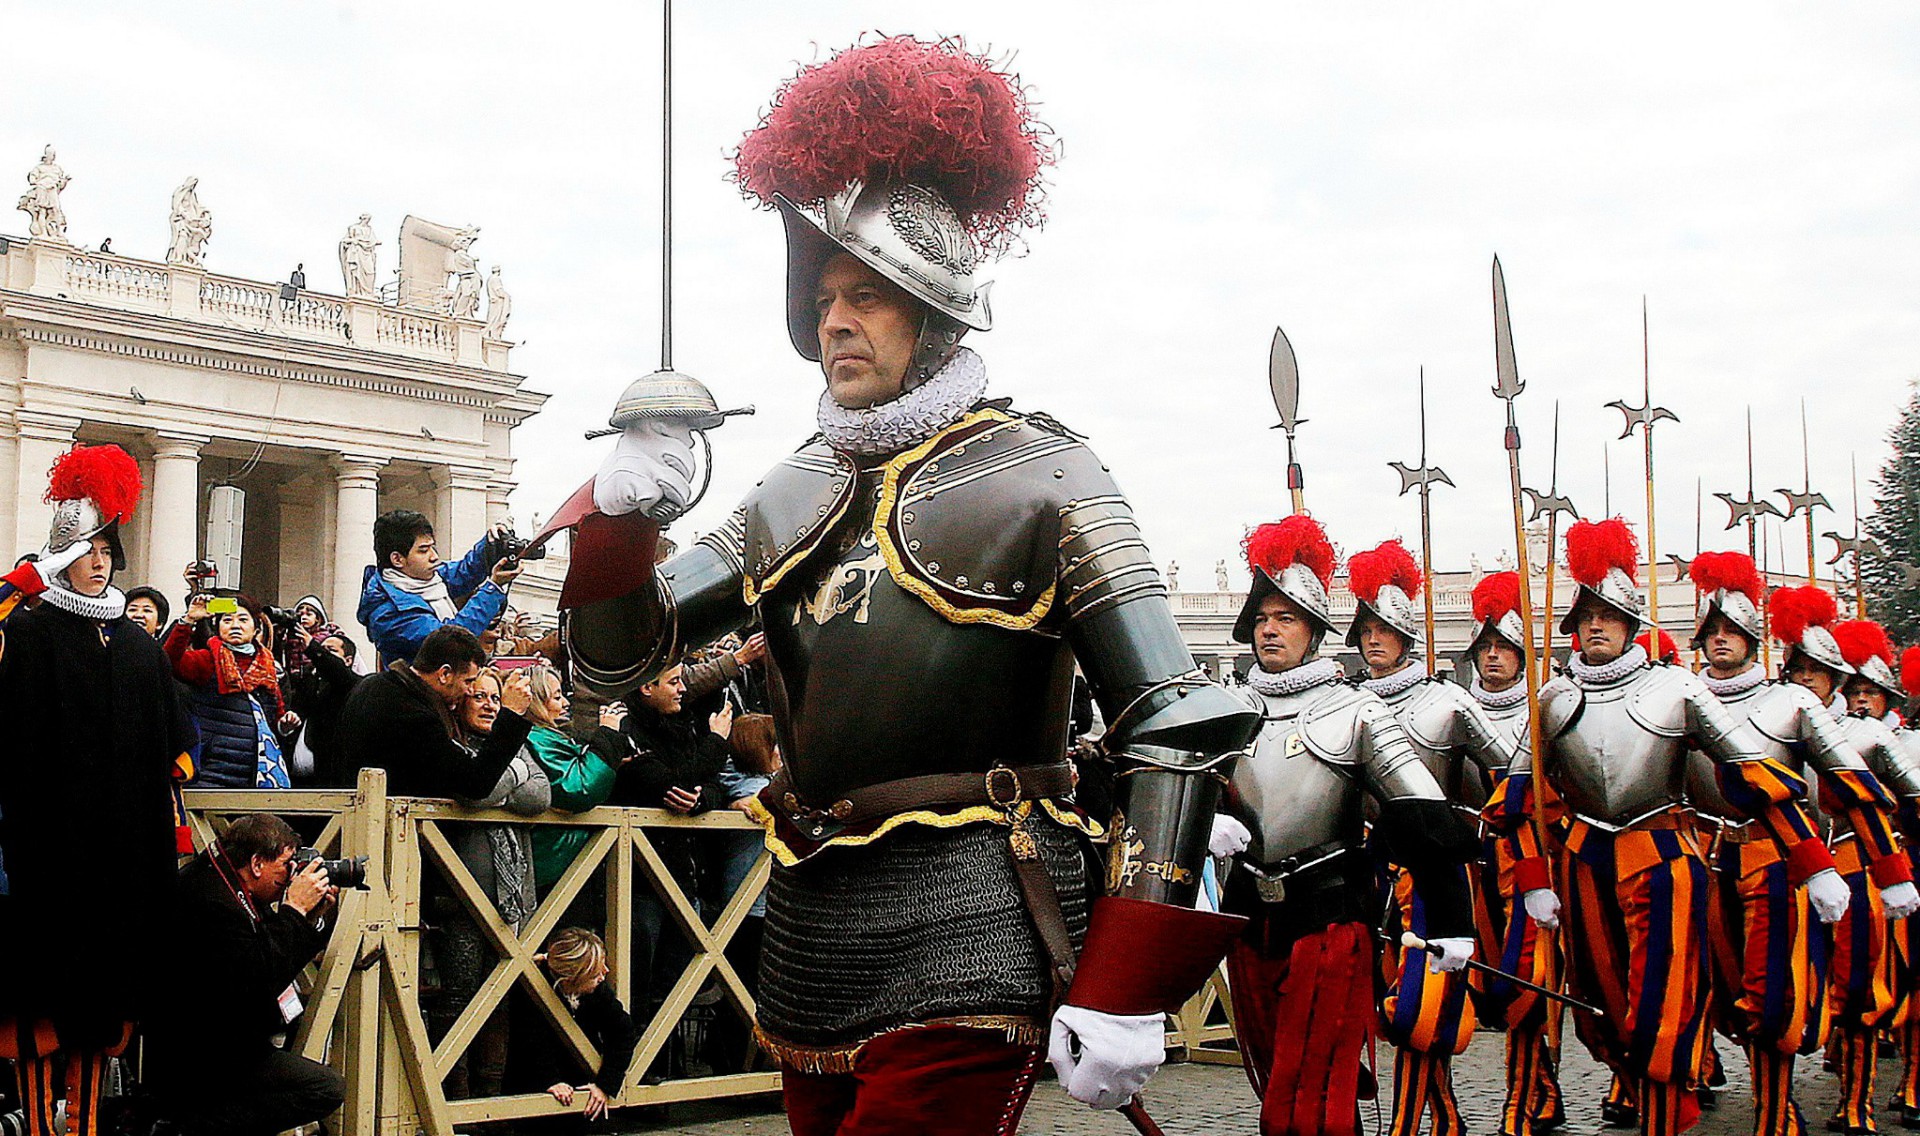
816,347,989,457
1472,676,1528,710
1568,643,1649,687
1362,662,1426,699
1247,656,1345,697
1700,665,1766,698
40,583,127,622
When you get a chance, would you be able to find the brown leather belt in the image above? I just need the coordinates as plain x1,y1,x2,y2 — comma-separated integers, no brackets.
767,761,1077,835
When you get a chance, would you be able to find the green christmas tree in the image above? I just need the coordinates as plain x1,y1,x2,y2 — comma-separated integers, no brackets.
1865,383,1920,643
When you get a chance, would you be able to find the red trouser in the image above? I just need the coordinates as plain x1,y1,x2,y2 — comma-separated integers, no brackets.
1226,920,1376,1136
781,1025,1044,1136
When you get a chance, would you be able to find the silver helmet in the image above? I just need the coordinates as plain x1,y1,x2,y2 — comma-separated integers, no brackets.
1468,570,1526,655
1690,588,1764,651
1347,582,1422,648
1234,516,1338,643
1854,652,1903,700
1234,562,1334,643
1559,566,1644,636
777,182,986,382
1770,586,1853,678
1793,625,1856,678
45,496,123,568
1833,619,1903,699
1345,540,1424,649
1686,551,1765,651
41,444,140,571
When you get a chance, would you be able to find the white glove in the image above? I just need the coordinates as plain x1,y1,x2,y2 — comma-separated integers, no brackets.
1523,887,1561,929
593,420,697,520
1807,867,1852,925
1208,814,1252,859
1882,880,1920,921
28,539,92,590
1047,1005,1165,1110
1426,936,1475,974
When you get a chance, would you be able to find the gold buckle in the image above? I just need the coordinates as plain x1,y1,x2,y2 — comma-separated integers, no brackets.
985,765,1023,809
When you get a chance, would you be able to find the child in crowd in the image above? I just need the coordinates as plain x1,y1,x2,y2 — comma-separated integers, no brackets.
536,928,637,1120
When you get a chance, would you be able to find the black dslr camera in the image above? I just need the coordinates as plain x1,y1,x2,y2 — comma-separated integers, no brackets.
291,846,370,890
261,605,303,633
491,526,546,568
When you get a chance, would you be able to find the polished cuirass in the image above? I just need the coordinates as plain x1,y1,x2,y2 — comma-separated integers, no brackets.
1536,661,1764,829
1377,675,1509,816
1473,692,1531,771
1229,674,1445,865
1687,678,1855,828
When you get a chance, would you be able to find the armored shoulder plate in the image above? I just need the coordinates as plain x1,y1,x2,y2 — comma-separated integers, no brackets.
1539,677,1584,739
1397,678,1473,751
738,441,856,604
1626,665,1689,739
1298,683,1374,765
1746,681,1815,748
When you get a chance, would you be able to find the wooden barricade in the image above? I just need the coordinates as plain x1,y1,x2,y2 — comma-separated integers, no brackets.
182,770,1244,1135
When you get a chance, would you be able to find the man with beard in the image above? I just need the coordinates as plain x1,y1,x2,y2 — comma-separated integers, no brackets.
1489,519,1847,1136
552,37,1259,1134
1684,559,1911,1136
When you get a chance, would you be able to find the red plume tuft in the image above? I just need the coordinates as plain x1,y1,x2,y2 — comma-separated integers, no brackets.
1901,646,1920,699
1833,620,1896,671
1347,539,1422,605
1689,551,1762,604
1636,628,1679,663
734,36,1055,253
1243,515,1335,587
1767,585,1838,648
45,444,142,524
1564,518,1639,588
1472,571,1521,623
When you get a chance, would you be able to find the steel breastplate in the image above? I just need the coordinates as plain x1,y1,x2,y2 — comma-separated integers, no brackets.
1229,685,1366,864
1545,668,1690,826
1476,697,1529,772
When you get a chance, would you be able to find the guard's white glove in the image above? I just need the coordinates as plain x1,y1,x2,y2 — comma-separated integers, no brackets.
1807,867,1852,925
1208,814,1252,859
1882,880,1920,921
1426,936,1476,974
1523,887,1561,929
1047,1006,1165,1110
593,420,697,520
28,540,93,591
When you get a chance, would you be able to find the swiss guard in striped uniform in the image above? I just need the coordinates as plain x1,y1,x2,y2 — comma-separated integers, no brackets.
1486,518,1847,1136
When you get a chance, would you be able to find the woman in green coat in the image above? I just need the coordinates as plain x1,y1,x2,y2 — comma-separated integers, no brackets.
521,665,630,892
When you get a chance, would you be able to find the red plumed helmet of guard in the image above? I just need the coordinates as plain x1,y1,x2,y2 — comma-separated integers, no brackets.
46,444,141,523
1472,571,1521,622
1636,628,1679,663
1243,515,1335,587
1347,539,1421,605
1833,620,1896,671
1564,518,1639,588
1902,646,1920,700
1690,551,1762,604
1767,585,1837,647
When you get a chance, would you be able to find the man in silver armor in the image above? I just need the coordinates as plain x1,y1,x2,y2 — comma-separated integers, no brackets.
1345,539,1508,1136
1214,516,1478,1136
1491,519,1848,1136
1685,557,1912,1136
555,37,1259,1135
1468,570,1565,1136
1810,614,1920,1135
1892,645,1920,1130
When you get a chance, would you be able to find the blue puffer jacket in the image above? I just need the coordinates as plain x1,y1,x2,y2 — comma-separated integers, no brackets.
356,533,507,667
182,684,277,788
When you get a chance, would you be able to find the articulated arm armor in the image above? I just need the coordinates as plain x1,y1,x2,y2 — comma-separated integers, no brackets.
1381,677,1511,815
1840,714,1920,801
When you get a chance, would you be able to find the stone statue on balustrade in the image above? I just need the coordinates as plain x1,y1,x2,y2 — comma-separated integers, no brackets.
1215,559,1230,592
166,177,213,267
1165,561,1179,592
484,266,511,338
1469,553,1484,583
17,146,70,243
447,233,481,319
339,213,380,298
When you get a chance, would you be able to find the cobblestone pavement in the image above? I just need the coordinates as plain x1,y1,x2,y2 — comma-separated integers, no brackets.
616,1031,1891,1135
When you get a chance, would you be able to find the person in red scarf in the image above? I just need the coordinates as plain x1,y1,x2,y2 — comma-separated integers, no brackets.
166,593,295,788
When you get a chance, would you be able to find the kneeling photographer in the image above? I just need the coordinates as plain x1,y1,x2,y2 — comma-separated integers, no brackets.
146,814,349,1136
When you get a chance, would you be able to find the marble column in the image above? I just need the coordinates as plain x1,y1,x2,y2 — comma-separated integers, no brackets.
147,431,210,613
485,479,515,529
331,454,387,658
12,411,81,557
434,465,492,551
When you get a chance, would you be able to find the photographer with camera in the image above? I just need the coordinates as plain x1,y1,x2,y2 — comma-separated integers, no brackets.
147,814,346,1136
357,509,528,668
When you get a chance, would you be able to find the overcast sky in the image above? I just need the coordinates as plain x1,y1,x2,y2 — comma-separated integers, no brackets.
8,2,1918,587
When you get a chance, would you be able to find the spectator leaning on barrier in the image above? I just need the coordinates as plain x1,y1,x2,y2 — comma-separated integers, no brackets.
358,508,523,667
147,813,345,1136
529,928,636,1121
522,664,629,895
167,594,297,789
336,625,533,799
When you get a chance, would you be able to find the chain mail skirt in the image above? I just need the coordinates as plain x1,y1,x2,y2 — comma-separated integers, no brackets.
755,815,1094,1070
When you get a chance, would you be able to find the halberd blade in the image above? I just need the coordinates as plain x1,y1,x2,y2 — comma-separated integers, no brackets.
1269,326,1304,433
1492,257,1523,401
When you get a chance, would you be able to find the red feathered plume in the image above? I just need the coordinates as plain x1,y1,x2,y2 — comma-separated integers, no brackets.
734,36,1055,253
1901,646,1920,699
1472,571,1521,623
1690,550,1762,604
1564,518,1639,588
1833,620,1896,671
1244,515,1335,587
1636,628,1679,663
46,444,141,524
1348,539,1421,605
1767,585,1837,647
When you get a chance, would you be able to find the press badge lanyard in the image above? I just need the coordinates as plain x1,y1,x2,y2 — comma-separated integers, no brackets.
209,841,304,1022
